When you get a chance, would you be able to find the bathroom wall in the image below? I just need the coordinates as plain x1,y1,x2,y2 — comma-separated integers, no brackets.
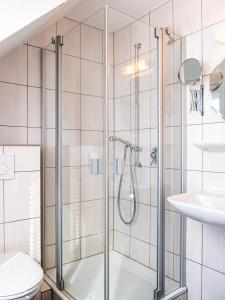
146,0,225,299
0,145,40,261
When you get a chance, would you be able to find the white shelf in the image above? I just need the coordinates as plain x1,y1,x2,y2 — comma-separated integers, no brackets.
194,143,225,152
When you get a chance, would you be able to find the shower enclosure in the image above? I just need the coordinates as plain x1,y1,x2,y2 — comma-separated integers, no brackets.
42,5,186,300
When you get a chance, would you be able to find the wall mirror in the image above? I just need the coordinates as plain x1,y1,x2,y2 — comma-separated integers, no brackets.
178,58,204,115
210,58,225,119
178,58,202,85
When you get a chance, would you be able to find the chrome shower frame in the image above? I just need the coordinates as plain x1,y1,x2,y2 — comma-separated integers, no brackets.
41,8,187,300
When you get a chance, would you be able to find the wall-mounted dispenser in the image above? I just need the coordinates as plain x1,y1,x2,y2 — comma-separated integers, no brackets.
178,58,204,116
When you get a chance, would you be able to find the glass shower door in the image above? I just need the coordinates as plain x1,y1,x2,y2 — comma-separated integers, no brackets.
60,8,105,300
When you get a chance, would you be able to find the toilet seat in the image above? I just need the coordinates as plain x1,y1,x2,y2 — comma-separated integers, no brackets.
0,252,43,300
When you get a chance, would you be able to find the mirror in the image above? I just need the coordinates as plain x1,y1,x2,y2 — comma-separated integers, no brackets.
178,58,202,85
210,58,225,119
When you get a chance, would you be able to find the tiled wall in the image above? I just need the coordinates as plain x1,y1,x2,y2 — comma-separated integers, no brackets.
0,146,40,261
177,0,225,299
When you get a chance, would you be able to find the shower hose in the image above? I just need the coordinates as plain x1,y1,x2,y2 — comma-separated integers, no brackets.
117,145,137,225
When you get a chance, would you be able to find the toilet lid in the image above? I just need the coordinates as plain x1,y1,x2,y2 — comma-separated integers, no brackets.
0,252,43,298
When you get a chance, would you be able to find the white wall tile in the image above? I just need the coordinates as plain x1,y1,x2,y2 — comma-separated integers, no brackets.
0,44,27,85
4,171,40,222
150,245,157,270
81,95,103,131
203,172,225,193
131,91,151,130
63,23,81,57
203,20,225,75
203,123,225,172
150,206,157,245
5,146,40,171
62,167,80,204
28,128,41,145
0,82,27,127
114,26,130,65
81,166,103,201
114,61,131,98
135,166,151,204
165,210,174,252
131,52,151,93
202,0,225,28
114,231,130,256
202,267,225,300
81,233,102,258
28,46,41,87
63,92,80,130
5,218,41,261
187,171,202,192
174,0,201,36
81,131,103,166
63,203,80,241
186,218,202,263
45,245,55,269
186,260,202,300
165,251,174,278
130,237,150,266
45,206,55,245
81,24,103,63
0,181,3,224
114,199,130,235
62,129,80,167
81,199,103,236
81,60,103,97
62,55,80,93
203,224,225,273
0,224,4,252
187,125,202,171
45,50,55,90
63,239,80,264
131,204,150,242
28,87,41,128
0,126,27,145
115,96,131,131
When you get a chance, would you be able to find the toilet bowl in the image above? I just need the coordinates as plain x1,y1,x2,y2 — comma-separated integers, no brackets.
0,252,43,300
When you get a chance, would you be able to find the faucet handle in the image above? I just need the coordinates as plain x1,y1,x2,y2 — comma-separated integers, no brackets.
150,147,158,166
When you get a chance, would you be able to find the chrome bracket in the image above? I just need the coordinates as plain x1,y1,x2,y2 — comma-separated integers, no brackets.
56,277,64,290
52,35,64,46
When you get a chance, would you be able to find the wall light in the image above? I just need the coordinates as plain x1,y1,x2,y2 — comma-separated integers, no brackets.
216,29,225,44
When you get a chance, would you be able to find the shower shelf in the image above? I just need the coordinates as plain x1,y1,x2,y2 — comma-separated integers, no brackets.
194,143,225,152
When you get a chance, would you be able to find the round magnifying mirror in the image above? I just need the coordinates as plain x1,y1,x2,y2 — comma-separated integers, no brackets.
178,58,202,85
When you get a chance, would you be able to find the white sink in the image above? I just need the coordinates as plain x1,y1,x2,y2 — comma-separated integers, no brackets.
168,192,225,226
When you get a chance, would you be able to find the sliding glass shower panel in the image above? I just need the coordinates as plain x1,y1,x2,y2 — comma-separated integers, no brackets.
61,9,105,300
108,8,158,300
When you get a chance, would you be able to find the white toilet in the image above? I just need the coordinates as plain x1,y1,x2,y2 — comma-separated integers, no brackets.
0,252,43,300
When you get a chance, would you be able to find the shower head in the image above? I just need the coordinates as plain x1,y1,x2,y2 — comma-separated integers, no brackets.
109,136,131,147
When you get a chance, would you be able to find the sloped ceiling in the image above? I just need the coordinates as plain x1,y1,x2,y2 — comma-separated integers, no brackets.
0,0,81,57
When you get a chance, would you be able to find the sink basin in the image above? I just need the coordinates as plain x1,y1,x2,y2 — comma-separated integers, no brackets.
167,192,225,226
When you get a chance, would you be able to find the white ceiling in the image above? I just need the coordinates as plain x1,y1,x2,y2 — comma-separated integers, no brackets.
66,0,165,31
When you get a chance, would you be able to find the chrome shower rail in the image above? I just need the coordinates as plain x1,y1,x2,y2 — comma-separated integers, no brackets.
134,43,142,168
53,35,64,290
